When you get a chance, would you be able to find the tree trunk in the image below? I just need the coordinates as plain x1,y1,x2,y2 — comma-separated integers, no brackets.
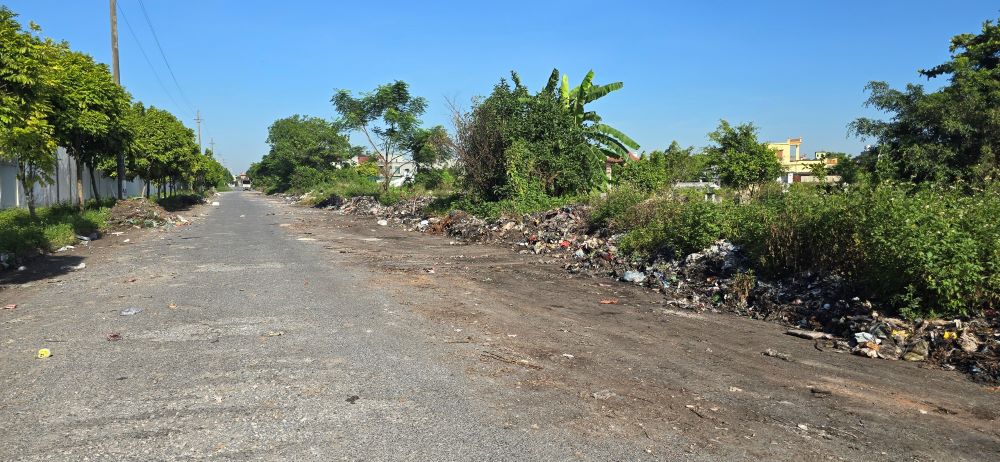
144,180,150,198
88,161,101,204
75,156,85,210
17,162,38,221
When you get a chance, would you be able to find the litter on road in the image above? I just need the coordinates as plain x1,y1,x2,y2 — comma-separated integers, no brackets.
119,307,144,316
36,348,50,359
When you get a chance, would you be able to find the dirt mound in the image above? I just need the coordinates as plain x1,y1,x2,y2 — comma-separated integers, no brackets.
108,199,183,229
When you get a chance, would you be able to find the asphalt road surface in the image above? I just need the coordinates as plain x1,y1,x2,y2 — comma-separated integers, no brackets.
1,191,998,461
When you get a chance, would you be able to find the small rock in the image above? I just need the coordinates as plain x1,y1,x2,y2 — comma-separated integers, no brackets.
762,349,791,361
377,219,388,226
592,389,616,400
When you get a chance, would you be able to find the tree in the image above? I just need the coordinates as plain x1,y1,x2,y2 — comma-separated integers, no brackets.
706,120,783,196
124,103,198,197
332,81,427,192
0,7,59,219
822,152,858,183
850,17,1000,184
409,125,453,171
51,47,131,207
248,115,348,192
540,69,640,161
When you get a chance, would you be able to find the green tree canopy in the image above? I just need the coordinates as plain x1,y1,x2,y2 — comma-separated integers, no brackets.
0,7,59,218
706,120,783,194
850,17,1000,184
332,81,427,191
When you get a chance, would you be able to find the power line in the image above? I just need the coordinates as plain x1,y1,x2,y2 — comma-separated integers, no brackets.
136,0,197,115
115,1,187,116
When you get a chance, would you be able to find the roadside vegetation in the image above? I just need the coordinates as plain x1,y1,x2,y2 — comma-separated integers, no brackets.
0,6,230,221
0,200,112,258
1,6,231,262
254,18,1000,321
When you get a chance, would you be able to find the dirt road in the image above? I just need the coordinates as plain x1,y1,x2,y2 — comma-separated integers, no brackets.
1,191,998,460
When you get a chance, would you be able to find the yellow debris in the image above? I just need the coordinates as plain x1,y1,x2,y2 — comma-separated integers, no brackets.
943,331,957,340
36,348,50,359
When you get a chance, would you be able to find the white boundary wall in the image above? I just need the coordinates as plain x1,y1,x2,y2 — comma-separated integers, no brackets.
0,148,145,209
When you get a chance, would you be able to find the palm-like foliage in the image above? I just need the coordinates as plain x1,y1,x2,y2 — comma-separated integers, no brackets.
540,69,640,159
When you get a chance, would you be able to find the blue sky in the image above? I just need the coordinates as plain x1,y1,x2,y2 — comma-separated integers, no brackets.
9,1,1000,173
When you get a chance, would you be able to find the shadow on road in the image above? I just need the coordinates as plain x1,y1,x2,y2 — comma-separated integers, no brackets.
0,254,87,287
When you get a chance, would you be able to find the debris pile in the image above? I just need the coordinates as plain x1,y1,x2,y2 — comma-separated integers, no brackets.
322,194,1000,384
107,199,188,229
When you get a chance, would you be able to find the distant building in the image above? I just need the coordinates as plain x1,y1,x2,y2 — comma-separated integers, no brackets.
767,138,840,184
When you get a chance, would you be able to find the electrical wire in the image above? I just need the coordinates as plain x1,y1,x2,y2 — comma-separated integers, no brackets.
136,0,197,115
116,1,187,116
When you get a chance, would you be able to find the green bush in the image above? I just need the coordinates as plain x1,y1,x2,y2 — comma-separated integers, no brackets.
618,196,731,259
589,186,647,229
600,182,999,319
0,201,113,260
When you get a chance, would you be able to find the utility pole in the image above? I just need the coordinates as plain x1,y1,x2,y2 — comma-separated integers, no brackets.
110,0,125,199
195,110,203,154
208,138,216,154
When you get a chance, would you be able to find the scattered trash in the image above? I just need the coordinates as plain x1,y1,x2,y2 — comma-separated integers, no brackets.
561,353,575,359
108,198,189,229
119,307,144,316
297,237,317,241
316,193,1000,384
3,304,15,310
377,219,388,226
168,303,177,309
110,232,124,236
75,235,91,242
265,331,284,337
123,239,131,243
762,349,791,361
729,386,743,392
592,389,616,400
239,215,246,218
854,332,879,344
177,215,189,223
211,202,220,206
797,424,809,431
599,298,619,305
62,262,86,271
106,332,122,341
36,348,50,359
17,265,26,271
346,395,360,404
622,270,646,284
56,245,75,252
786,329,835,340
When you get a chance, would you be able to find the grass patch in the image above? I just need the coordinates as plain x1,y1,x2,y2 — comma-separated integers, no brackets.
0,200,114,260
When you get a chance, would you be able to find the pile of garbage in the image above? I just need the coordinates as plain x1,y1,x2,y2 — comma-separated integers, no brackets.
107,199,189,229
324,194,1000,384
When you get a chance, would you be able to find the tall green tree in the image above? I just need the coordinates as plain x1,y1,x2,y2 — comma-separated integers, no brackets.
850,17,1000,184
332,81,427,191
52,47,132,207
706,120,783,196
0,7,58,219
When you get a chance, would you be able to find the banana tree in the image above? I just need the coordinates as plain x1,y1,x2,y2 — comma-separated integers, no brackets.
541,69,640,159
